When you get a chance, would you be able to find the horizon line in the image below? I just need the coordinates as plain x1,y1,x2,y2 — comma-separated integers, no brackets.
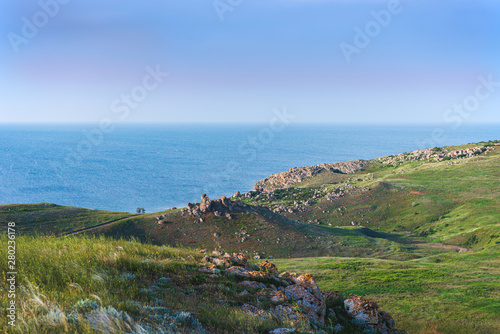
1,121,500,126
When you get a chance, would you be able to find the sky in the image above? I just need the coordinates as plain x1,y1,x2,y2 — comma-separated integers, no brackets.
0,0,499,124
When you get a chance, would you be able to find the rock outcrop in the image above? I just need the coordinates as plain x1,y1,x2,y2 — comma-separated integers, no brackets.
199,253,406,333
181,195,249,217
254,159,369,192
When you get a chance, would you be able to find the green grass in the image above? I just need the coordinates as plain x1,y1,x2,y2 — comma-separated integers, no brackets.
273,250,500,334
0,203,133,236
0,236,300,333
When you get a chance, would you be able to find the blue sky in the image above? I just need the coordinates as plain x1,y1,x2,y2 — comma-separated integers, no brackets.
0,0,499,124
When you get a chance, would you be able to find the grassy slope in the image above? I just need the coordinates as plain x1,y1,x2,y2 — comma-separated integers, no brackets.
244,141,500,252
88,207,412,259
0,203,133,236
0,236,320,333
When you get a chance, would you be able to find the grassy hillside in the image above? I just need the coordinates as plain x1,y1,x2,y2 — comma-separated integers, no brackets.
0,235,378,333
0,236,270,333
242,140,500,252
88,206,427,260
0,203,134,236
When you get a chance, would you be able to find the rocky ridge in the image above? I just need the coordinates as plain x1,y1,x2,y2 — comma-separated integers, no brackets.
174,195,250,218
376,145,493,166
254,160,369,193
199,253,406,334
254,145,494,193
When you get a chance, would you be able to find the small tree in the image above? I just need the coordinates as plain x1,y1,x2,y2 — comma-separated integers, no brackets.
141,208,146,214
136,208,142,214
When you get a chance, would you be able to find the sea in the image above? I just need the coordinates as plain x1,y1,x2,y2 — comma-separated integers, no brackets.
0,124,498,213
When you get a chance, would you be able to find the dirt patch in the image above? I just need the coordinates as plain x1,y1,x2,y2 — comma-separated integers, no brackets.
409,191,427,196
419,243,471,253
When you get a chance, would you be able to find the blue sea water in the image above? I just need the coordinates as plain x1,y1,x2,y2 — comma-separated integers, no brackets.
0,124,498,213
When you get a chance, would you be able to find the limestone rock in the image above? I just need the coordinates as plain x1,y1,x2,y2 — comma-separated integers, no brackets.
230,253,249,267
254,159,369,192
284,284,326,325
270,290,288,303
272,304,310,324
197,254,405,333
200,194,211,213
258,260,280,275
344,295,406,334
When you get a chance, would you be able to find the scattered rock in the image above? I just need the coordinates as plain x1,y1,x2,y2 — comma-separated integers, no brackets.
198,253,405,333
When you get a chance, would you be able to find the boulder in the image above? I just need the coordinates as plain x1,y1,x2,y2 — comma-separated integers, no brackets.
239,281,267,290
221,196,230,206
258,260,280,275
230,253,249,267
291,273,322,299
270,290,288,303
200,194,211,213
344,295,405,334
211,257,231,268
284,284,326,325
225,266,271,279
272,304,310,324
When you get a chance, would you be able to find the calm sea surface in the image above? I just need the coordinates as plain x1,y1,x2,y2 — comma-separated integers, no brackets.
0,124,498,212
